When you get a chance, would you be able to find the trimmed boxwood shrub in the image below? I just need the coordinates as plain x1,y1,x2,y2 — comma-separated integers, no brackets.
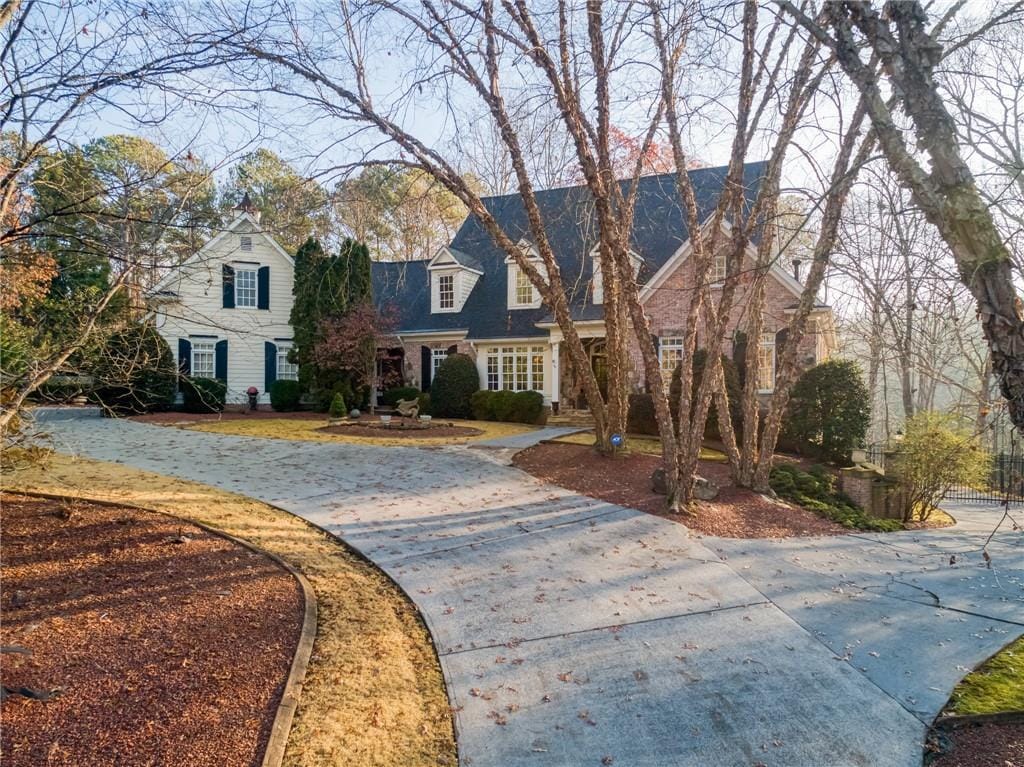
270,379,303,411
469,389,545,424
627,393,659,435
471,390,495,421
94,323,177,415
416,391,431,416
381,386,420,407
429,353,479,418
491,389,516,422
669,349,743,439
782,359,870,464
511,391,545,424
769,463,901,531
181,377,227,413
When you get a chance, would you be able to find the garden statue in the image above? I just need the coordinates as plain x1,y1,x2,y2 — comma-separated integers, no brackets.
395,398,419,419
246,386,259,411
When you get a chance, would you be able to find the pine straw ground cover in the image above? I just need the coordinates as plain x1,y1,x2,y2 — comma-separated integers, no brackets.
132,411,535,448
2,453,457,767
1,493,301,767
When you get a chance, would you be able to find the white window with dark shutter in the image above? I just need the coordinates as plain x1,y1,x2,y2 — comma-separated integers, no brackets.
276,343,299,381
192,340,216,379
235,268,257,307
432,348,448,378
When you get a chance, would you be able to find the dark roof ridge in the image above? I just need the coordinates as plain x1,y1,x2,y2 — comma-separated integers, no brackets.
477,160,767,204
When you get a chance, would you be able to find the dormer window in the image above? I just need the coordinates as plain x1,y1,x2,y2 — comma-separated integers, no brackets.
514,266,535,306
438,274,455,310
507,239,544,310
240,235,253,252
591,248,643,304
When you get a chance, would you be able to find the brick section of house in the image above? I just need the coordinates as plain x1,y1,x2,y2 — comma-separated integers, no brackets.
397,338,475,390
629,249,823,393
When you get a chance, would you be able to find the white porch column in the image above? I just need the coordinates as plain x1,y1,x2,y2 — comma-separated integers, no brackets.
550,341,560,407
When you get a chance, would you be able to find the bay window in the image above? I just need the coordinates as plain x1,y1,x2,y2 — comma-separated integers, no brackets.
484,346,545,392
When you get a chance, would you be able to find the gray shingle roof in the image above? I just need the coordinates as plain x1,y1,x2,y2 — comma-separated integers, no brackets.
372,161,767,340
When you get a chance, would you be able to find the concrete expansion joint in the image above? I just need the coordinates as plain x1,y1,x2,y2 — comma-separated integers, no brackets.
439,600,771,657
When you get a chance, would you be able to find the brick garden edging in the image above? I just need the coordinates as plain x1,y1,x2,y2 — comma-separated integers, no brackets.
7,490,319,767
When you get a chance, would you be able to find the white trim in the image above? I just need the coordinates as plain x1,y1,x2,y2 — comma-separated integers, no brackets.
395,330,469,343
427,246,483,275
149,212,294,296
467,335,549,344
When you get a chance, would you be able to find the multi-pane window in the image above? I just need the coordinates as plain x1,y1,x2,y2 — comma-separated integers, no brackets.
235,268,257,307
438,274,455,310
514,266,535,306
710,254,727,284
192,340,215,379
758,332,776,392
486,353,499,390
277,343,299,381
484,346,546,392
432,348,449,377
658,337,684,388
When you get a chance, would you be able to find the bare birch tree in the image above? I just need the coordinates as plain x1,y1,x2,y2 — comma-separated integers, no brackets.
778,0,1024,433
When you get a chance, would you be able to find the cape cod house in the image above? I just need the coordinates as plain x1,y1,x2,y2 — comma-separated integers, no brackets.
149,164,835,408
372,161,836,413
148,195,300,405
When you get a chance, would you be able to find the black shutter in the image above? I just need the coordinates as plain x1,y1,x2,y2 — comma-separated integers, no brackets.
775,328,789,360
421,345,432,391
732,331,748,388
222,265,235,309
446,344,457,356
265,341,277,391
215,339,228,382
178,339,191,377
650,335,660,393
774,328,789,384
257,266,270,310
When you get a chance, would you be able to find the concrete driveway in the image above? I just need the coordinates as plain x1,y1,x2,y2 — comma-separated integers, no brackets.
36,411,1024,766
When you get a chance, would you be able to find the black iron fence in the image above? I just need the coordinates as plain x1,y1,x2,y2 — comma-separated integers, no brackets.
863,444,1024,505
947,453,1024,504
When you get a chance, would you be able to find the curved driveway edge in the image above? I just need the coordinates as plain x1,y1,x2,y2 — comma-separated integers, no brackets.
36,411,1024,767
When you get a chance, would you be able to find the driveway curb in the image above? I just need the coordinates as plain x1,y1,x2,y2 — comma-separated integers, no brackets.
6,489,318,767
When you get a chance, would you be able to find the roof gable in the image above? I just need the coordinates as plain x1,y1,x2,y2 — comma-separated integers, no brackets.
373,162,769,338
149,212,294,295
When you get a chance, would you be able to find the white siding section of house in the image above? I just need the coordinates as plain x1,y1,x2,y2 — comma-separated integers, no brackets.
154,217,294,404
430,267,478,313
459,270,479,306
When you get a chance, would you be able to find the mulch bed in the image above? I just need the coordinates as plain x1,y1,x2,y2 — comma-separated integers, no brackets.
512,442,846,538
318,419,482,439
0,493,303,767
930,722,1024,766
